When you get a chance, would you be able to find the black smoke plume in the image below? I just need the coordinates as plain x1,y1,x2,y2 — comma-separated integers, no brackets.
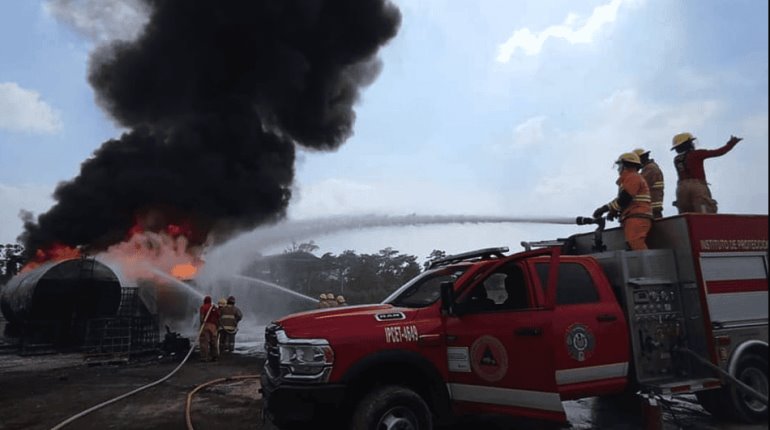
22,0,400,256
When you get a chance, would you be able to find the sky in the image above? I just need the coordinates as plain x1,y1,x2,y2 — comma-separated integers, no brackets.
1,0,768,266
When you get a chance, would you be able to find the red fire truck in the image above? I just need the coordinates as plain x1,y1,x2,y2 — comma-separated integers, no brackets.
260,214,768,428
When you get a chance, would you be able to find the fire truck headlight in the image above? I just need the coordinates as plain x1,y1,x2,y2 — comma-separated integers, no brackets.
279,344,334,376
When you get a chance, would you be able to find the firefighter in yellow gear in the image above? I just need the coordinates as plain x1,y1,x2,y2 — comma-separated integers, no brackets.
218,296,243,353
633,148,664,218
593,152,653,250
318,293,329,308
326,292,338,308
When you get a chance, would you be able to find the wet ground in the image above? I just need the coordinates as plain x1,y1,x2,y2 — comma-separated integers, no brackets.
0,350,765,430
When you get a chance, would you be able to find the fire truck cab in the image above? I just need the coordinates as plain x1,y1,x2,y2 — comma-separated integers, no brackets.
260,214,767,428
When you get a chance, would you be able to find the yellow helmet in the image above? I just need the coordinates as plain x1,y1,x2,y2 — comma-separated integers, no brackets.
615,152,641,166
336,295,346,304
319,293,328,300
632,148,649,157
672,132,696,150
218,298,227,306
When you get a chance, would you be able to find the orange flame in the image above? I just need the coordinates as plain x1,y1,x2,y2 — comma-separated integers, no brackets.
101,220,205,282
171,263,198,280
21,243,81,273
21,215,204,282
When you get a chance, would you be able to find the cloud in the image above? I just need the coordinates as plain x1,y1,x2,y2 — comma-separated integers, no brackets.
44,0,149,43
513,115,547,147
489,115,547,155
0,82,63,134
0,183,54,244
496,0,638,62
524,88,725,213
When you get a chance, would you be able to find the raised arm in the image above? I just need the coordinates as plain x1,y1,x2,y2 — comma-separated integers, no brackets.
700,135,742,158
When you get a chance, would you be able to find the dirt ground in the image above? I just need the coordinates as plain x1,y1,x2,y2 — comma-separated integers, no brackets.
0,349,765,430
0,351,265,430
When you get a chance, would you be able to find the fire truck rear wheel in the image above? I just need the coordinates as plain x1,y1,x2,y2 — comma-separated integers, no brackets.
728,353,768,423
350,385,433,430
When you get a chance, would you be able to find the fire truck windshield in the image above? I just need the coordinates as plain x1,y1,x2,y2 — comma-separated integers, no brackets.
383,267,469,308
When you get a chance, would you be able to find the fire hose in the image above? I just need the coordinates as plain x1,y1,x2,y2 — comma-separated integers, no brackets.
48,305,214,430
184,374,259,430
675,346,768,406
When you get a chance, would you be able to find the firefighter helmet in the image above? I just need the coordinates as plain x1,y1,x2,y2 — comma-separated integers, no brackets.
615,152,641,166
204,296,212,304
672,132,696,150
227,296,235,304
319,293,328,300
336,295,346,304
218,298,227,306
633,148,650,157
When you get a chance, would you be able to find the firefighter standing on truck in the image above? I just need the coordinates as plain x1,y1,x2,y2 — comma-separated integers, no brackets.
593,152,653,250
671,132,742,214
219,295,243,353
633,147,664,219
199,296,220,362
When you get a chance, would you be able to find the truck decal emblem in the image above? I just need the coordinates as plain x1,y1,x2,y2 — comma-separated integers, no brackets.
566,324,595,362
384,324,419,343
375,312,406,321
470,335,508,382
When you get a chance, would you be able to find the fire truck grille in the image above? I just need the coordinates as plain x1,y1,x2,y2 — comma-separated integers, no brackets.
265,323,280,377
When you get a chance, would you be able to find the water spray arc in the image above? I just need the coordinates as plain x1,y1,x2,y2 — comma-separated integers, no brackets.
147,267,204,300
233,275,319,304
230,214,580,252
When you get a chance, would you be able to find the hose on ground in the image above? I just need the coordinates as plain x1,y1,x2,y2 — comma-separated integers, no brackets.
184,374,260,430
48,306,213,430
676,346,768,405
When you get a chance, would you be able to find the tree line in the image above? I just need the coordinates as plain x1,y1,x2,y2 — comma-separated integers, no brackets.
245,241,447,305
0,243,24,284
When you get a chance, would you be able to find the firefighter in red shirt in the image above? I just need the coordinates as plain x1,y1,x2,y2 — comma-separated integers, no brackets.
671,132,742,214
593,152,653,250
199,296,220,362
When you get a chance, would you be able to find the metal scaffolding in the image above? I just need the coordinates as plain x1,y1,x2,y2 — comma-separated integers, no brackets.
83,287,159,363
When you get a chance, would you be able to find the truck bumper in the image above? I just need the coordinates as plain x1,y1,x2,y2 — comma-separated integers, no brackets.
260,373,347,423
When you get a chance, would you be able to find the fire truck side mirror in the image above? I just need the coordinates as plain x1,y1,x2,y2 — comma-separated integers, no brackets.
440,281,455,315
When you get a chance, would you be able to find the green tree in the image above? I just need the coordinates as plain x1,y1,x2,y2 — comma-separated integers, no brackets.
0,243,25,283
246,245,422,306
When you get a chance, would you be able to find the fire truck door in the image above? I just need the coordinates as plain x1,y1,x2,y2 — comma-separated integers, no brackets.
444,261,565,422
532,259,630,399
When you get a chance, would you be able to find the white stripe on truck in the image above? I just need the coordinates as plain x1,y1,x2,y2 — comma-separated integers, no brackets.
700,253,767,282
555,362,628,385
447,383,563,412
707,291,768,323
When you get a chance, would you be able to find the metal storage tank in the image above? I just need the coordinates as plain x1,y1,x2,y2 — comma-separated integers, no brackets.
0,258,122,341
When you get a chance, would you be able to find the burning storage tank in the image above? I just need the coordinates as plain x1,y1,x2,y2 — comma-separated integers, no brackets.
0,258,122,344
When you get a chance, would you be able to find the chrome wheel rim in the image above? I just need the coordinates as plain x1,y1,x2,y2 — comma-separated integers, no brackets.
377,405,419,430
739,367,768,413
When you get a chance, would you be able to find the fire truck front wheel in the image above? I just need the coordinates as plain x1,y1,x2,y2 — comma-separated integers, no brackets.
350,385,433,430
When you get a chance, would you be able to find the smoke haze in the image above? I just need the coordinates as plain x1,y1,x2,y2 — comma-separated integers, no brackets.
22,0,401,256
